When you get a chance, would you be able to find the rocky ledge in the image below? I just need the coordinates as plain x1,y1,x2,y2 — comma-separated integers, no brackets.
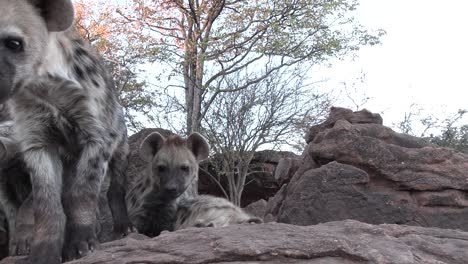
2,220,468,264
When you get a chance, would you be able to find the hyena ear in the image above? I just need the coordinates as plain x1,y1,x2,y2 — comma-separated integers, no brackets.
0,136,19,162
187,133,210,161
139,132,165,162
29,0,75,32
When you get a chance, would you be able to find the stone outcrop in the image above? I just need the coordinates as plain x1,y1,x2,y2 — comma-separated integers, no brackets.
265,107,468,231
198,150,297,206
3,220,468,264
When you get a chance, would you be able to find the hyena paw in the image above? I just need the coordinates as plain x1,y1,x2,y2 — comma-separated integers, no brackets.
15,241,62,264
9,223,33,256
62,225,100,261
113,218,137,238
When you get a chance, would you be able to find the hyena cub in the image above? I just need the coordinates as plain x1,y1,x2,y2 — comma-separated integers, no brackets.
0,0,131,263
174,195,262,230
127,132,261,237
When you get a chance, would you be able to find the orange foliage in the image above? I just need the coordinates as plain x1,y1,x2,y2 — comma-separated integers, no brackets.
73,0,152,56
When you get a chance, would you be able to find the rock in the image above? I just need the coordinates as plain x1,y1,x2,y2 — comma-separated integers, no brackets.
310,121,468,191
274,158,302,185
264,183,288,222
199,150,299,207
251,150,298,164
271,107,468,231
305,107,383,143
243,199,267,219
3,220,468,264
277,161,413,225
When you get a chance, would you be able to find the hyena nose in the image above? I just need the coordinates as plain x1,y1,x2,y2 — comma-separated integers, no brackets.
163,185,178,196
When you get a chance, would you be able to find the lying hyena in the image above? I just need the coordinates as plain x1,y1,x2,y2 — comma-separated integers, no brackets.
127,132,262,237
174,195,262,230
0,0,132,263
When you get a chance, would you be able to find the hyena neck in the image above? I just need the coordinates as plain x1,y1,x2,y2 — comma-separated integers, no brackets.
37,31,78,83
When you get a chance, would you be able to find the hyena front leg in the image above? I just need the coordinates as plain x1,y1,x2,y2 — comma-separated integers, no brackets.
0,179,18,255
107,142,133,238
136,192,177,237
62,140,106,261
10,193,34,256
17,149,65,264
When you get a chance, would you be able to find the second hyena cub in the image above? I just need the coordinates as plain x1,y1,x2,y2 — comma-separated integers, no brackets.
127,132,261,237
174,195,262,230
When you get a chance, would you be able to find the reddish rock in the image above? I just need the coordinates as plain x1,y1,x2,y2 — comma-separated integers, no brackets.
3,220,468,264
199,150,298,207
305,107,383,143
274,158,302,185
242,199,267,219
270,107,468,231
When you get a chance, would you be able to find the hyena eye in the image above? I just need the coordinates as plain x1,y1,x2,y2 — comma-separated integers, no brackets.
180,165,189,172
4,38,24,53
156,165,167,173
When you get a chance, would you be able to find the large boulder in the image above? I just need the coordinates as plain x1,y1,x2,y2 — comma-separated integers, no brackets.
305,107,383,143
2,220,468,264
268,107,468,231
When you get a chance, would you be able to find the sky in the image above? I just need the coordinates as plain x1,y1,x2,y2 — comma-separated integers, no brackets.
76,0,468,136
318,0,468,134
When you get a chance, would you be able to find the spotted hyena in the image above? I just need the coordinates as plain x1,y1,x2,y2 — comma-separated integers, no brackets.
0,0,132,263
0,116,31,256
127,132,261,237
0,115,31,255
174,195,262,230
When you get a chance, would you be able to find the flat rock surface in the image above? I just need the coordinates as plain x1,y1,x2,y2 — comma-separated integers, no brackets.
3,220,468,264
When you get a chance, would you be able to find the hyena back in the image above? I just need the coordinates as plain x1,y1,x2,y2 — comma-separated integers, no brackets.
0,1,131,263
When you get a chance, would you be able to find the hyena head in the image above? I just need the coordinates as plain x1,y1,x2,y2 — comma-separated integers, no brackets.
0,0,74,102
139,132,210,200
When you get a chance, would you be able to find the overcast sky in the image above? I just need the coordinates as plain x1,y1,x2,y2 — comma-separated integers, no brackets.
318,0,468,134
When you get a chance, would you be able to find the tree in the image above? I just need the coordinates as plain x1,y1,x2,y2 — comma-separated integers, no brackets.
429,110,468,154
394,105,468,154
74,1,159,132
431,125,468,154
201,67,331,205
116,0,385,134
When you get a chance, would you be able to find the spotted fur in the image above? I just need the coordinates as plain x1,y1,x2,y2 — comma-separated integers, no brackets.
126,132,208,236
0,118,31,256
0,1,131,263
175,195,262,230
127,132,261,237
